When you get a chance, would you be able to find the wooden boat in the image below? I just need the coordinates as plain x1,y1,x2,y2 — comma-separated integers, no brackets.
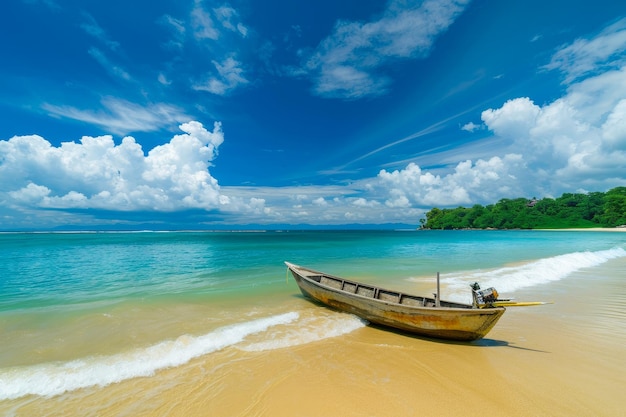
285,262,506,341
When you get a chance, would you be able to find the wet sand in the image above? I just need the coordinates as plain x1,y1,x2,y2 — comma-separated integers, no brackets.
3,257,625,417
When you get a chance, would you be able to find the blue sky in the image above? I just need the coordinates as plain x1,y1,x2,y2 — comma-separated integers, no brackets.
1,0,626,230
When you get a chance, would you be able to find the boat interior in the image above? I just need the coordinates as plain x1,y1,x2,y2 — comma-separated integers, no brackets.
304,272,472,309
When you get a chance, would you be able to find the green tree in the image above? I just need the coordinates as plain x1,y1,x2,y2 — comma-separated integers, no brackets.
421,187,626,229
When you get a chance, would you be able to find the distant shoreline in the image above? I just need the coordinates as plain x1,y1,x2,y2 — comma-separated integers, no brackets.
419,227,626,232
533,227,626,232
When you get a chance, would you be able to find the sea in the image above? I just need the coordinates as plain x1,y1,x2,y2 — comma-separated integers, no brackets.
0,229,625,415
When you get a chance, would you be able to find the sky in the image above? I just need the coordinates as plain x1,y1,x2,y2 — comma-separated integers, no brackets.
1,0,626,230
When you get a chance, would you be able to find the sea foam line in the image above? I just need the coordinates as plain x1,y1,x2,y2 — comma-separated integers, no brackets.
0,312,299,400
239,311,366,352
440,247,626,302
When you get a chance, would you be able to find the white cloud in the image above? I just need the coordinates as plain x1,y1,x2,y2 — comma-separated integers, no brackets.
544,17,626,83
191,2,220,40
158,73,172,85
81,13,120,51
218,184,425,226
373,154,528,208
160,14,186,36
461,121,481,132
478,66,626,192
214,6,248,37
42,97,190,135
480,97,540,140
193,56,249,95
363,26,626,209
190,2,249,41
0,121,224,213
602,99,626,150
158,14,186,51
157,3,251,96
302,0,471,98
313,197,328,207
87,47,131,81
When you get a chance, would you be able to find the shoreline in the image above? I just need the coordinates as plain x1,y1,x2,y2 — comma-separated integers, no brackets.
5,256,624,416
2,230,624,416
533,227,626,232
419,227,626,232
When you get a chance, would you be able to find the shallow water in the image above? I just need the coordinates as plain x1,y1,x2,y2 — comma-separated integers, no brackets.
1,230,625,415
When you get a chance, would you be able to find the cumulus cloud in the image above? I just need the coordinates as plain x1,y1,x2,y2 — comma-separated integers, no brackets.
380,67,625,206
300,0,470,98
602,99,626,150
0,121,225,214
461,121,481,132
480,97,540,140
174,48,626,225
374,156,526,207
479,66,626,188
42,97,190,135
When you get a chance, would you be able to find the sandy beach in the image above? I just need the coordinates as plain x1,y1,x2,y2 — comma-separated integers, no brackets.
4,254,624,417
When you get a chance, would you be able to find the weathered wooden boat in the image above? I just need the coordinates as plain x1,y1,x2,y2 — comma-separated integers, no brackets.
285,262,506,341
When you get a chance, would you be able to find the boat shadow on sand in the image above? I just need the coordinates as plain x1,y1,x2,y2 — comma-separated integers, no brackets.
286,262,550,352
364,321,550,353
291,293,549,353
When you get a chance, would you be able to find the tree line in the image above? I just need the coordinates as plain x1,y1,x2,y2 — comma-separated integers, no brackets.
421,187,626,230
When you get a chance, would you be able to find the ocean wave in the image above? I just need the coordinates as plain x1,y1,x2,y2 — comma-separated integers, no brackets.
437,247,626,302
239,311,367,352
0,312,299,400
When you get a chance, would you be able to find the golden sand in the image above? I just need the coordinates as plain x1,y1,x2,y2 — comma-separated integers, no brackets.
3,258,625,417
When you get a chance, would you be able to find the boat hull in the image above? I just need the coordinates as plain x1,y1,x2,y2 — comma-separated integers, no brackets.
286,262,505,341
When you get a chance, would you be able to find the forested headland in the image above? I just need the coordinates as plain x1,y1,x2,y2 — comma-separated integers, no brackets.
421,187,626,230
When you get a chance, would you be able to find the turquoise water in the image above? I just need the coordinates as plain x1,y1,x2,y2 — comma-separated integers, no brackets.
0,230,625,400
2,230,624,311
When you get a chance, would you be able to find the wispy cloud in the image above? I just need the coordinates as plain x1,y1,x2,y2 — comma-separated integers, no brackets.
544,17,626,83
22,0,60,11
214,6,248,37
158,3,251,96
81,12,120,51
42,97,190,135
160,14,186,35
191,2,220,40
301,0,471,99
188,2,250,41
193,56,248,95
88,47,131,81
158,14,186,51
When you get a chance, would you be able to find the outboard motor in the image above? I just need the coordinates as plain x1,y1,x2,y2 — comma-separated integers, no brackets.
471,282,499,308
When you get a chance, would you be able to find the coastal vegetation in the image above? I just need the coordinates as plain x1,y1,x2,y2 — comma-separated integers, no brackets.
421,187,626,230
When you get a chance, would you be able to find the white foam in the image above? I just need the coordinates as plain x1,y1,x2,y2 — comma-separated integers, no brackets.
239,311,367,352
440,247,626,302
0,312,299,400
